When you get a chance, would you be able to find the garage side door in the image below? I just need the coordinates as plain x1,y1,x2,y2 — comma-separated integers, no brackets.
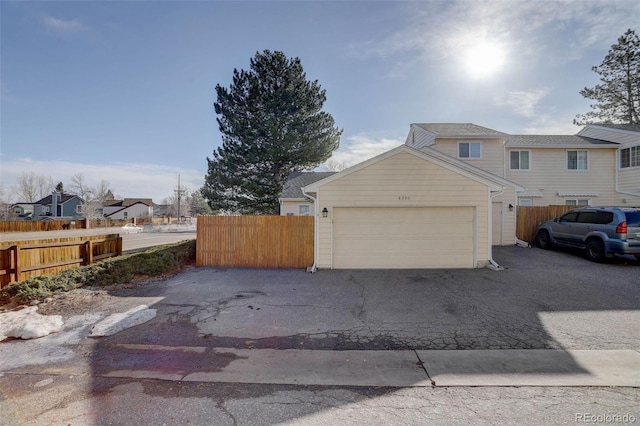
332,207,475,269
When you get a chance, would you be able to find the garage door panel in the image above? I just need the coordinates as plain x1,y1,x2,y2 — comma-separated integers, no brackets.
332,207,475,269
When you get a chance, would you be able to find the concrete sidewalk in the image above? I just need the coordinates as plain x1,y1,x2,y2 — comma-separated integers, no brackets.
9,347,639,388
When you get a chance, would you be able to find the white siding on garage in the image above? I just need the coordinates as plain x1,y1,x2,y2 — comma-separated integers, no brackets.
315,151,492,269
333,207,475,269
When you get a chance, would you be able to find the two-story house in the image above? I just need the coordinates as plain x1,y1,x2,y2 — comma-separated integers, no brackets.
406,123,640,208
32,192,84,219
277,122,639,270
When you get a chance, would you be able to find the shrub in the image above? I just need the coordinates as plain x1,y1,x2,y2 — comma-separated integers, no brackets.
0,240,196,305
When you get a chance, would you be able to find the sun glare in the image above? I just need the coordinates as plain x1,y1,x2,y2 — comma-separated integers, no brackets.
463,41,506,80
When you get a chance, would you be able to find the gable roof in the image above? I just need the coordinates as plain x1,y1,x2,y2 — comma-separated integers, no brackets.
590,123,640,133
506,135,617,148
280,172,337,200
104,198,153,207
304,145,523,193
103,201,152,217
414,123,508,138
35,193,81,205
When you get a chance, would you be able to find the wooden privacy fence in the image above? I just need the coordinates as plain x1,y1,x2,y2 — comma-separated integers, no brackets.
0,218,143,233
0,234,122,288
197,215,314,268
516,205,575,244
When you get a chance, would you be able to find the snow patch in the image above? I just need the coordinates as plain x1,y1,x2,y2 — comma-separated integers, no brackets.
90,305,157,337
0,307,64,340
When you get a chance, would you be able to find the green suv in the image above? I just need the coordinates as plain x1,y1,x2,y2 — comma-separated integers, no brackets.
536,207,640,262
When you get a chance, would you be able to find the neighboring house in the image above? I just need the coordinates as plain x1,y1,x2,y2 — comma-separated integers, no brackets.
405,123,640,208
577,123,640,204
32,192,84,219
302,145,523,270
103,198,153,220
279,172,336,216
10,203,36,219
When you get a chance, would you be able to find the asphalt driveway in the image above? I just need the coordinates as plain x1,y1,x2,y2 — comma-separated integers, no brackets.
109,245,639,351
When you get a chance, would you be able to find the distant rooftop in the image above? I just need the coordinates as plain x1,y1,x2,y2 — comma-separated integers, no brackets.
414,123,507,138
280,172,336,199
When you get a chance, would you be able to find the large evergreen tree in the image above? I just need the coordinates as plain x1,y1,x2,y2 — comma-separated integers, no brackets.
575,29,640,125
202,50,342,214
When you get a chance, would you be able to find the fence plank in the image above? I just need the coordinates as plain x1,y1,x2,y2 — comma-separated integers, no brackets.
516,205,575,244
0,234,122,288
197,216,314,269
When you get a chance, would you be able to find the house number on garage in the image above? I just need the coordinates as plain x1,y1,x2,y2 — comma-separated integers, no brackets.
398,196,411,201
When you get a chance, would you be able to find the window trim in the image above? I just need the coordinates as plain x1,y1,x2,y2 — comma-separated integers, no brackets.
458,141,482,159
509,150,531,170
619,145,640,169
564,198,591,207
298,204,311,216
567,150,589,171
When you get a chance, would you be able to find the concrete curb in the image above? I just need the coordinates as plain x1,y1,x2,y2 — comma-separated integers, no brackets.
17,346,637,388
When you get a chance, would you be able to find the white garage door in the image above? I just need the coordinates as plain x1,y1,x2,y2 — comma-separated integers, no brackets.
332,207,475,269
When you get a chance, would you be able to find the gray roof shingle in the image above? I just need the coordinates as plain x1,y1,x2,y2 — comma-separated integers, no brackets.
281,172,336,199
414,123,507,137
591,123,640,132
506,135,618,147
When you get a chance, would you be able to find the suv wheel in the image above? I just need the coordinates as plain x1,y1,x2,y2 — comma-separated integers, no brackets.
536,230,553,250
585,239,606,262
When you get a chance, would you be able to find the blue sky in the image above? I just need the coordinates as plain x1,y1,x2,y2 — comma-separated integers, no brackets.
1,1,639,203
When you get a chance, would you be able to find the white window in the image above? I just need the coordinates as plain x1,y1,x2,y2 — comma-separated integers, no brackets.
298,205,310,216
458,142,482,159
510,151,530,170
518,199,533,206
567,150,588,170
124,212,128,219
620,146,640,168
565,199,590,206
75,205,82,213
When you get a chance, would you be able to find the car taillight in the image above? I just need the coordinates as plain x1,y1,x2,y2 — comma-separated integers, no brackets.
616,221,627,234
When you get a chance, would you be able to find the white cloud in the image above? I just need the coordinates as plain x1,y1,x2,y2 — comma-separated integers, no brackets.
1,158,204,203
494,88,550,118
521,115,582,135
42,16,87,34
323,135,403,171
352,1,640,71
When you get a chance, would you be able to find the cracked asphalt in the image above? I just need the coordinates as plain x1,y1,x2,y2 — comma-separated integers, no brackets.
1,245,639,424
112,245,639,351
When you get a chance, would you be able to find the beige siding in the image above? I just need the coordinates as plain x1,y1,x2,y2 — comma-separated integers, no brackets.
280,201,313,216
431,138,506,177
490,187,517,245
618,168,640,194
506,148,617,206
315,151,491,268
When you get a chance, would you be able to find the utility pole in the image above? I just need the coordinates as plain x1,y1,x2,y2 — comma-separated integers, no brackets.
175,175,187,223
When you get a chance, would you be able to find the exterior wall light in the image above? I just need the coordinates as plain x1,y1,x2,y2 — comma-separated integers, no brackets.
508,204,514,211
322,208,329,218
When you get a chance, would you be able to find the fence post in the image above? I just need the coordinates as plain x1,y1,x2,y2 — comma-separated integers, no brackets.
84,240,94,265
116,237,123,256
11,245,20,283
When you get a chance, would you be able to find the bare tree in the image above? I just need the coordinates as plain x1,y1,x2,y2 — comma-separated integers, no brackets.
324,158,351,172
11,172,54,202
69,173,94,201
93,180,114,203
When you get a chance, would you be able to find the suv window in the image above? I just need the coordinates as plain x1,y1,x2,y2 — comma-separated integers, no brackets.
594,211,614,224
625,211,640,227
577,212,596,223
560,212,578,222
